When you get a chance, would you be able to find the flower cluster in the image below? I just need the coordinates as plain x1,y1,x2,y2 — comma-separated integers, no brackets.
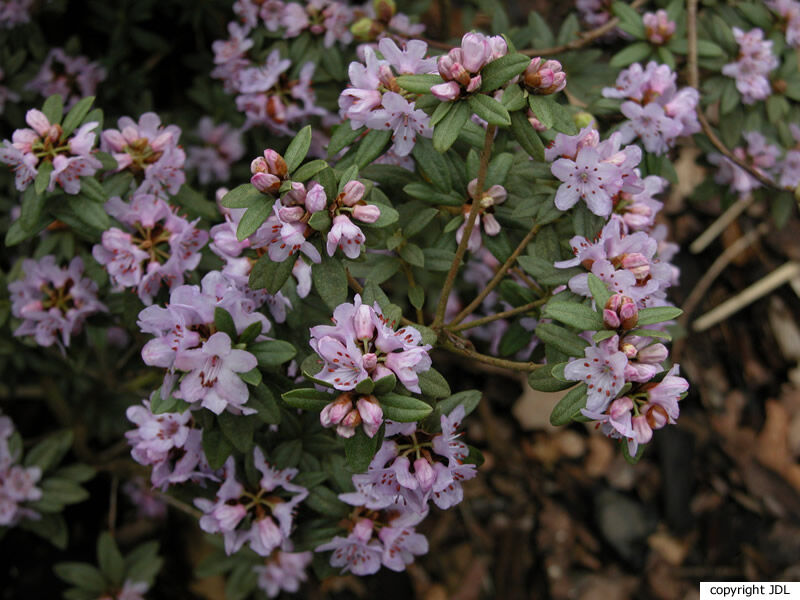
643,10,676,45
431,32,508,102
138,271,268,414
339,38,436,156
708,131,781,195
25,48,106,109
92,193,209,305
320,392,383,439
0,0,32,28
309,294,432,393
602,62,700,154
101,113,186,197
0,108,102,193
186,117,244,185
126,397,212,489
547,126,644,216
722,27,779,104
9,256,106,348
325,180,380,258
456,178,507,252
236,0,353,47
0,412,42,526
195,448,308,557
316,406,475,574
521,57,567,95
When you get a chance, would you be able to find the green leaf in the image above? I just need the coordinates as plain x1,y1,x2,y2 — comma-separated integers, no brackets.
202,429,233,471
527,364,576,392
636,306,683,326
412,137,451,192
399,242,425,267
353,129,392,169
423,247,457,271
20,513,68,549
344,428,380,473
248,383,282,424
468,94,511,126
328,122,364,156
408,286,425,309
249,340,296,367
237,321,263,345
432,390,482,419
218,412,256,453
41,94,64,124
501,84,527,111
587,273,612,310
527,12,555,48
611,1,645,38
632,328,672,340
25,430,73,472
355,377,375,395
239,368,262,387
543,301,604,331
225,563,258,600
430,99,453,126
549,383,588,426
610,42,652,68
97,532,125,585
308,210,331,231
535,322,589,357
54,563,107,592
34,161,53,195
312,254,348,310
284,125,312,173
213,307,237,339
248,253,294,293
306,486,349,517
510,110,545,160
337,165,360,192
236,198,275,241
281,388,332,411
40,477,89,505
126,542,163,586
372,374,397,395
696,39,725,57
527,95,554,129
395,73,443,93
61,96,95,137
417,368,451,398
67,196,110,231
405,207,439,238
221,183,264,209
20,185,46,230
54,464,95,483
479,53,531,92
293,159,328,182
433,100,470,152
171,184,218,220
364,201,399,228
379,393,432,422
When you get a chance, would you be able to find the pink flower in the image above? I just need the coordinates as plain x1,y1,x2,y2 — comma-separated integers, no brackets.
315,519,383,576
327,215,365,258
564,335,628,413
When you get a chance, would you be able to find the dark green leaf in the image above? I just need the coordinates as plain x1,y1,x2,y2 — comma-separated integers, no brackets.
54,562,107,592
479,53,531,92
433,100,470,152
41,94,64,124
218,412,256,453
535,322,589,357
213,307,237,339
636,306,683,326
25,430,73,472
395,74,443,93
417,368,451,398
468,94,511,126
281,388,332,411
587,273,612,310
353,129,392,169
543,301,604,330
510,110,545,160
527,364,576,392
34,161,53,195
249,383,282,424
202,429,233,471
61,96,95,137
609,42,652,68
549,383,588,425
328,122,364,156
221,183,263,209
285,125,312,173
344,428,380,473
379,393,432,422
249,339,296,367
293,159,328,182
97,532,125,585
408,286,425,309
312,254,348,310
248,253,294,293
236,198,274,241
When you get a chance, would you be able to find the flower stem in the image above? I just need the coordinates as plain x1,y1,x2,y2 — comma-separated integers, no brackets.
432,124,497,329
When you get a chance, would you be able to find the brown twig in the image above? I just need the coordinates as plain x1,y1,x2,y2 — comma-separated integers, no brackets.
522,0,647,57
448,298,547,332
439,335,543,372
449,224,541,326
432,124,497,329
686,0,779,190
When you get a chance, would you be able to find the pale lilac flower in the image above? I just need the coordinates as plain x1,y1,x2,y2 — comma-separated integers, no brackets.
722,28,778,104
26,48,106,109
254,550,313,598
0,0,33,28
643,10,676,44
564,335,628,413
366,91,432,157
551,146,622,216
708,131,779,194
9,256,106,348
186,117,244,184
316,518,383,576
173,332,257,415
0,413,41,527
115,580,150,600
379,526,429,572
195,459,249,554
327,215,365,258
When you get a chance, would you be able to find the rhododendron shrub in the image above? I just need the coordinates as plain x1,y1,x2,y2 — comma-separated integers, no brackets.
1,0,798,596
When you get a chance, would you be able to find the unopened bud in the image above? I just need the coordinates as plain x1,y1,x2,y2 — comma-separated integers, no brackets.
47,124,62,143
372,0,396,21
278,206,305,222
320,395,353,427
574,112,596,129
637,343,668,364
305,183,327,213
621,342,638,359
340,180,365,206
340,408,362,430
352,203,381,223
251,172,281,194
283,181,307,205
263,149,288,178
350,17,376,41
354,304,375,340
357,395,383,438
609,396,634,420
631,415,653,444
414,457,436,491
644,403,669,429
604,294,638,329
251,156,268,174
460,32,491,73
466,75,482,93
622,253,650,280
431,81,461,102
362,352,378,371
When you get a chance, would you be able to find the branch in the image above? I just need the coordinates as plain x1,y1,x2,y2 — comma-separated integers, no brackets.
686,0,780,190
439,335,544,372
448,298,547,332
522,0,647,57
449,224,541,326
432,124,497,328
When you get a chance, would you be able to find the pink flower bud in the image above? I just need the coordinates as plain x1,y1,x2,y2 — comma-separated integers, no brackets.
102,129,127,151
461,32,491,73
352,204,381,223
251,156,268,174
354,304,375,340
621,342,638,359
528,115,547,131
619,297,638,329
437,54,456,80
340,180,365,206
251,172,280,194
305,183,327,213
373,364,393,380
150,131,173,152
340,409,362,429
283,181,307,204
609,396,634,420
644,403,669,429
263,149,288,177
362,352,378,371
631,415,653,444
46,124,62,143
622,253,650,280
320,395,352,427
413,457,436,491
357,395,383,438
488,35,508,60
466,75,482,93
278,206,305,222
603,308,621,329
431,81,461,102
637,343,668,364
